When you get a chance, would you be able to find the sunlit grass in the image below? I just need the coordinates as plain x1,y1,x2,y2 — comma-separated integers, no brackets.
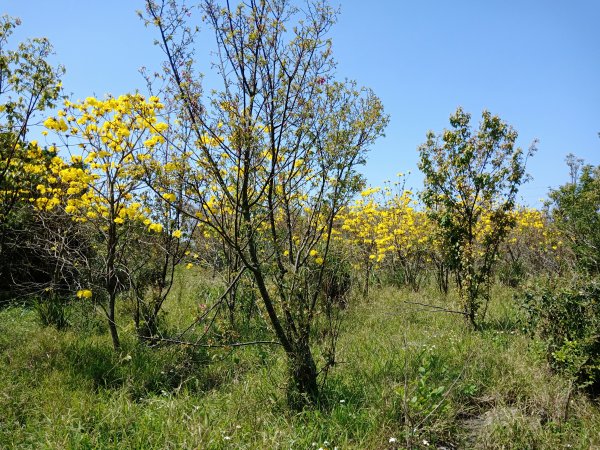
1,277,599,449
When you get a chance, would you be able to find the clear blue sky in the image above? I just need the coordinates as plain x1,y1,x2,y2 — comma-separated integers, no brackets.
5,1,599,206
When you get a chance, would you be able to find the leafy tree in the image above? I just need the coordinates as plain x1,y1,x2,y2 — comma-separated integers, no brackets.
548,155,600,274
142,0,388,405
0,15,65,301
0,15,63,223
418,107,534,328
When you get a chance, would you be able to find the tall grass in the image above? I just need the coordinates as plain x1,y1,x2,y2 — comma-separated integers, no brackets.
1,274,598,449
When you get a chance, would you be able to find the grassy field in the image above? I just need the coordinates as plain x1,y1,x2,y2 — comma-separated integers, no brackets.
1,274,599,449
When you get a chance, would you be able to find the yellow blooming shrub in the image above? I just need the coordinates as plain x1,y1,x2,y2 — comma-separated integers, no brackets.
336,182,433,292
497,207,569,284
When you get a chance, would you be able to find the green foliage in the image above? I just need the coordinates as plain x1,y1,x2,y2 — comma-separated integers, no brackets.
498,258,526,288
523,277,600,393
418,107,534,327
411,356,449,416
1,282,600,448
33,293,71,329
0,14,64,221
0,15,63,124
548,155,600,274
395,349,452,445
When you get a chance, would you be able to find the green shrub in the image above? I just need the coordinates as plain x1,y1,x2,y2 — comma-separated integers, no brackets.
33,293,71,329
523,277,600,394
498,259,526,288
548,159,600,274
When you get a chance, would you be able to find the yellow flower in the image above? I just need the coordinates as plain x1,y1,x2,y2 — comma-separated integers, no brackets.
76,289,93,299
172,229,182,238
154,122,168,132
186,263,194,269
43,117,56,129
315,257,324,265
162,192,176,202
148,223,163,233
309,249,318,257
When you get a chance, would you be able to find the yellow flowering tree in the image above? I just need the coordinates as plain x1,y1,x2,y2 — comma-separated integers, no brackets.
42,94,168,349
337,187,383,295
0,15,63,221
379,191,433,292
144,0,388,405
0,15,65,297
498,207,567,285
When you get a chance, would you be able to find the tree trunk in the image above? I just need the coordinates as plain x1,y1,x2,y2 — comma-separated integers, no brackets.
106,217,120,350
108,292,120,350
287,341,319,409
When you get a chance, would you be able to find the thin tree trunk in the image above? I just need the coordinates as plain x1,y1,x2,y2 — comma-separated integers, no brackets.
108,291,120,350
287,340,319,408
106,213,120,350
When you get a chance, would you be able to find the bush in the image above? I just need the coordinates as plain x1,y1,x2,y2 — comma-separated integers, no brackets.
548,158,600,274
33,293,71,330
498,259,526,288
523,277,600,394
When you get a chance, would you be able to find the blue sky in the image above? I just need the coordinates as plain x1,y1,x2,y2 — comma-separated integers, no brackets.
5,0,599,206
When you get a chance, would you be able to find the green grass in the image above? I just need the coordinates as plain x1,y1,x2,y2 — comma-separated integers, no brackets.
1,276,599,449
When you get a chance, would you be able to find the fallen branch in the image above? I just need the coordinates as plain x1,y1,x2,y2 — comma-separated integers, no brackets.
402,300,468,316
143,336,282,349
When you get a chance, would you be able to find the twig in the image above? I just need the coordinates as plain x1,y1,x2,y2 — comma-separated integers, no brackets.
562,379,573,425
143,336,282,349
176,267,246,339
401,300,468,316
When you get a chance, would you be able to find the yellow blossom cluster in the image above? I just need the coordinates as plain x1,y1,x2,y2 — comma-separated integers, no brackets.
76,289,93,299
334,182,563,287
337,186,431,267
38,94,168,234
504,207,564,256
0,141,66,215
